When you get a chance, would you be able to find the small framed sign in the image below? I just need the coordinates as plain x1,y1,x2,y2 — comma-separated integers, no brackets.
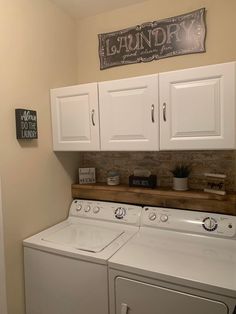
78,168,96,184
204,173,226,195
15,109,38,139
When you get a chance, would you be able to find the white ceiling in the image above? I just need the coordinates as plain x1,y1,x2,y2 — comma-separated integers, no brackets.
51,0,146,19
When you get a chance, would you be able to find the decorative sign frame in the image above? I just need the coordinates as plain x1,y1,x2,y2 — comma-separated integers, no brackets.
78,168,96,184
98,8,206,70
15,109,38,139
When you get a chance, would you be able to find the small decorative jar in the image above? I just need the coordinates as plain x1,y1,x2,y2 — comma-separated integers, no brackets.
107,171,120,186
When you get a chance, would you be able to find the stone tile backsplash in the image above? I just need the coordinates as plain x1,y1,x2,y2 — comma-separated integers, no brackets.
80,151,236,191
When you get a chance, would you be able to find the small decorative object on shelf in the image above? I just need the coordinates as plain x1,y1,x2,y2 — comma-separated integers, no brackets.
204,173,226,195
78,168,96,184
107,171,120,185
171,164,191,191
129,169,157,189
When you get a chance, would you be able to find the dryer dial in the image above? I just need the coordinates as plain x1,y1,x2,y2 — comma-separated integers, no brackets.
202,217,218,232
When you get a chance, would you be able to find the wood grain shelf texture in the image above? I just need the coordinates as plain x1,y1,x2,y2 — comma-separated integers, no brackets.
72,184,236,216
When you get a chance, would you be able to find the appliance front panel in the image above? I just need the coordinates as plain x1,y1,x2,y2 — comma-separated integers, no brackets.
115,277,228,314
24,247,108,314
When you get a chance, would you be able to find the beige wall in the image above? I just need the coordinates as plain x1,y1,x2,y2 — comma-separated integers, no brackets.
77,0,236,83
0,1,79,314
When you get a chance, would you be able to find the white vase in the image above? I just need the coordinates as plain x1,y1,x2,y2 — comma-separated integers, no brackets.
173,177,188,191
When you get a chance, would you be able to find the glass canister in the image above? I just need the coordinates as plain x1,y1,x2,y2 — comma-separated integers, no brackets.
107,171,120,186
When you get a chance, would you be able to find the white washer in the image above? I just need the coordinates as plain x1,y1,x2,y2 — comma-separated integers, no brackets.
23,199,142,314
109,206,236,314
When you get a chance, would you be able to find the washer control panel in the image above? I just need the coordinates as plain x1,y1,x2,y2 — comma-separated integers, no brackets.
70,199,142,226
142,207,236,238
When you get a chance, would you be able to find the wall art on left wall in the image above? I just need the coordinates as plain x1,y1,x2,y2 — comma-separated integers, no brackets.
15,109,38,140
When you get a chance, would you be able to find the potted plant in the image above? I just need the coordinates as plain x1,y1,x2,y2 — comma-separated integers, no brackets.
170,164,191,191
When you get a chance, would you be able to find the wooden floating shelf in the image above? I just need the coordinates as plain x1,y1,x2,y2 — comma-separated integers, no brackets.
71,183,236,216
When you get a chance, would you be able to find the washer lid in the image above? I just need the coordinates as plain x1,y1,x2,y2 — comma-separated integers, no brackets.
42,223,124,253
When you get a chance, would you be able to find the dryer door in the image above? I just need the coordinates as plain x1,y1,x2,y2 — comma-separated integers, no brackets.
115,277,228,314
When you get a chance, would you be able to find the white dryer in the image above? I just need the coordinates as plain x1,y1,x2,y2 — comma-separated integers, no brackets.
23,199,142,314
109,206,236,314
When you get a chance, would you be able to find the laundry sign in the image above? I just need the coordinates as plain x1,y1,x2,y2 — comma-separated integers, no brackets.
98,8,206,70
15,109,38,139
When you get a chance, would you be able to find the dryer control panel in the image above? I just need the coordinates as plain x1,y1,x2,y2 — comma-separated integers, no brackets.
69,199,142,226
142,207,236,238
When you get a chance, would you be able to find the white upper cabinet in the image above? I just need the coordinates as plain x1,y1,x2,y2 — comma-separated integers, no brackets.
99,75,159,151
50,83,100,151
159,62,236,150
50,62,236,152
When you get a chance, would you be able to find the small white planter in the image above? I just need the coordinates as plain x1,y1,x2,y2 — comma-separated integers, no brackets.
173,177,188,191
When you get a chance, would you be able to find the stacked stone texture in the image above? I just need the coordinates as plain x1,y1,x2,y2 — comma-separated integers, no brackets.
80,151,236,191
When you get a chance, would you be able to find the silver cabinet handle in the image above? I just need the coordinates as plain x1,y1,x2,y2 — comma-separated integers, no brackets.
151,104,155,123
91,109,95,126
121,303,129,314
163,103,167,122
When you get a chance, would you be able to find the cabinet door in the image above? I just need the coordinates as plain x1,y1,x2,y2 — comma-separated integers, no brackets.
51,83,100,151
159,62,235,150
115,277,228,314
99,75,159,151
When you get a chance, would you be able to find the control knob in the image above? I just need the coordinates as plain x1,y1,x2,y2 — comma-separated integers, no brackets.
160,214,168,222
115,207,126,219
76,204,82,212
93,206,100,214
84,205,91,212
202,217,218,232
148,212,156,221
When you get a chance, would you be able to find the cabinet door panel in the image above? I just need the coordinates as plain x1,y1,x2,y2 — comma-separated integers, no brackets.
51,83,100,151
99,75,159,151
160,62,235,150
59,94,90,141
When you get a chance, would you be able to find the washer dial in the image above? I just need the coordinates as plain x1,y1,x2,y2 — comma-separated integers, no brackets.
202,217,218,232
115,207,126,219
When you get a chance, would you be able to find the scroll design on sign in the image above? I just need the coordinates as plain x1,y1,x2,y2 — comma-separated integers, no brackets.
98,8,206,70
